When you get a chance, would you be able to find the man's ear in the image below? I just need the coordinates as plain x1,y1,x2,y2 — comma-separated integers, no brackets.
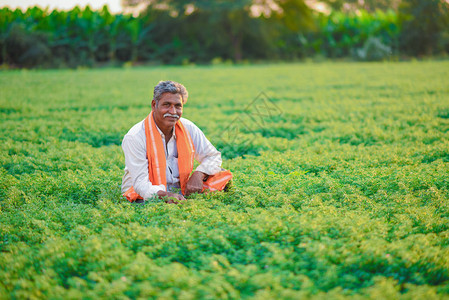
151,99,156,110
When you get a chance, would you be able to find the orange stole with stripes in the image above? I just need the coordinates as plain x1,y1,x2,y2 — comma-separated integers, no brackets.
123,112,232,202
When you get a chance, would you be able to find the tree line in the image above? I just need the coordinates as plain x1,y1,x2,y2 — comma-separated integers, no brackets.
1,0,448,68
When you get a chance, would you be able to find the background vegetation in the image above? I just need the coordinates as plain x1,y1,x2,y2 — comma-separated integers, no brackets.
1,0,448,68
1,61,448,298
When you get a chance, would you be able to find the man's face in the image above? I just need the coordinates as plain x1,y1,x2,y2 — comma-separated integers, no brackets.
151,92,183,130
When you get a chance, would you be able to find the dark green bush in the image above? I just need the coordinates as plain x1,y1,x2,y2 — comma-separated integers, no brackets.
3,4,444,68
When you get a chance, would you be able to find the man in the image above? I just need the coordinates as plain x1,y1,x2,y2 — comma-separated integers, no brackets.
121,80,232,204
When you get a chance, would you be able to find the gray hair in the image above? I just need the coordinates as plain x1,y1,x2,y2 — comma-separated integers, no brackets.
153,80,188,105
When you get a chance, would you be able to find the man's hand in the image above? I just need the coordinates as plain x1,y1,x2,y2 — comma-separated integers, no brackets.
185,171,207,196
157,190,186,204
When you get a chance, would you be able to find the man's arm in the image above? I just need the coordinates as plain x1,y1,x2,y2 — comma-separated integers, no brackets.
183,120,222,195
122,134,166,200
189,123,222,175
123,134,186,203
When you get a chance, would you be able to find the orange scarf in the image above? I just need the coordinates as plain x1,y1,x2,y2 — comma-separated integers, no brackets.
124,112,232,202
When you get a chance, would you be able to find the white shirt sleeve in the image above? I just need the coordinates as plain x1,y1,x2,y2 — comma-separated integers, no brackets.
182,119,223,175
122,133,165,200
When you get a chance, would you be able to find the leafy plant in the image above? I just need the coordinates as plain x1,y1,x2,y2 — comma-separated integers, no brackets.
0,61,448,298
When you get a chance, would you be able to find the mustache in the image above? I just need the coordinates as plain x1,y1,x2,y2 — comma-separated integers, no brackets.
163,113,179,119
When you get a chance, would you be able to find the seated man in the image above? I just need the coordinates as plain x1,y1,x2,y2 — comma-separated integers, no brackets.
121,80,232,203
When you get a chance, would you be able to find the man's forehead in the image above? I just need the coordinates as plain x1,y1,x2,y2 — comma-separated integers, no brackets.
159,93,183,103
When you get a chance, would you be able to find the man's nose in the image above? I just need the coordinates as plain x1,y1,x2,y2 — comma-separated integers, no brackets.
169,105,176,114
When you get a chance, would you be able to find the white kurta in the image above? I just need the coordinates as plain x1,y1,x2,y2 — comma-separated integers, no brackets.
121,117,222,199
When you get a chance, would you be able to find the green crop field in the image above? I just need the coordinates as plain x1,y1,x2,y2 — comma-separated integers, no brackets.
1,61,449,299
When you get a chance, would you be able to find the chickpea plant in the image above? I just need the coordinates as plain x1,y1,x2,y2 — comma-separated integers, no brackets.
1,61,448,298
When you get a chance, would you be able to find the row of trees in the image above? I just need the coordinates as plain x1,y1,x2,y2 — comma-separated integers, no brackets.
1,0,448,68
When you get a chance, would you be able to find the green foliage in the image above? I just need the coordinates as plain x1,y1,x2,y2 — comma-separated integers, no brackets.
303,9,400,59
1,62,449,298
320,0,402,12
399,0,449,55
0,6,147,67
2,3,443,68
